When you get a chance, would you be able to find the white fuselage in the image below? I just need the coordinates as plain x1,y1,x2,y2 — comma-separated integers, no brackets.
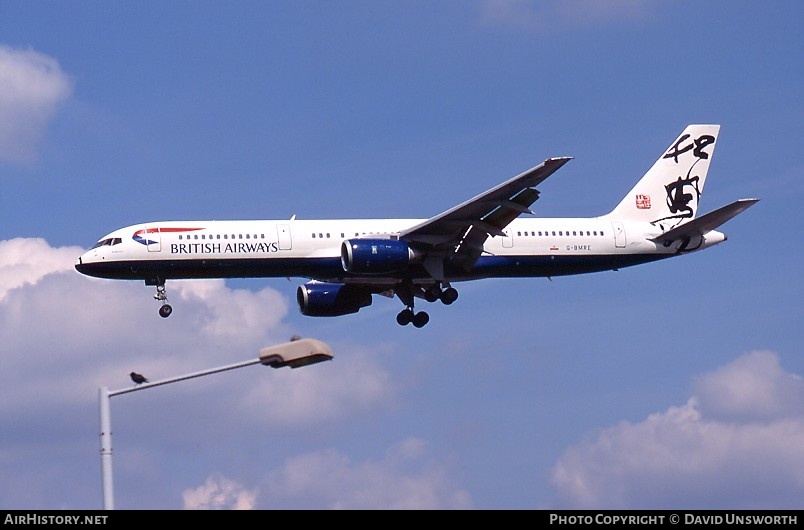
75,216,725,286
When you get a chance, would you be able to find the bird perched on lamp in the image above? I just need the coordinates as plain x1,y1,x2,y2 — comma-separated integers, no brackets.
130,372,149,385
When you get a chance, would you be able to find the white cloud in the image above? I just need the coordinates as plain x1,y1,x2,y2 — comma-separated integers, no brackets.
550,350,804,509
171,279,290,343
0,238,395,425
262,438,473,509
0,242,290,413
183,474,258,510
0,238,403,508
238,344,394,425
0,237,81,301
0,45,73,164
693,350,804,422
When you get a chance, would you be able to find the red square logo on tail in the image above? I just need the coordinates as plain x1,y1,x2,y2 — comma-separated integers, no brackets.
636,194,651,209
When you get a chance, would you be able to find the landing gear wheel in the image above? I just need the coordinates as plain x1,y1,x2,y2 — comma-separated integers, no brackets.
412,311,430,328
152,281,172,318
397,308,414,326
396,280,431,327
424,286,441,303
440,287,458,305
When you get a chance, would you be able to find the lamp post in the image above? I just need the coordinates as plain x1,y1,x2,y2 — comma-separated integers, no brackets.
98,338,333,510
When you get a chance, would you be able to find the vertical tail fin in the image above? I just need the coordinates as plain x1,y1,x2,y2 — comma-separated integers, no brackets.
606,124,720,229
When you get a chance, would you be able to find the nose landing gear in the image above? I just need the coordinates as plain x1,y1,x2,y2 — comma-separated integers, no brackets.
153,282,173,318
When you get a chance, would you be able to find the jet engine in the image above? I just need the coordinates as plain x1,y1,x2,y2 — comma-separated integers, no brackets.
297,282,373,317
340,238,420,274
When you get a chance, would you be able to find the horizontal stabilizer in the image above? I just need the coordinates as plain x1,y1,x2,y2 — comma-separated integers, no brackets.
650,198,759,244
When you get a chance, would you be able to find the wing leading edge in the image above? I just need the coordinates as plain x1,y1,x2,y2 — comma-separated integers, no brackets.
399,157,572,274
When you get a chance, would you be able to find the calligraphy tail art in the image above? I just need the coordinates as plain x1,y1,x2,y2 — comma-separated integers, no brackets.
607,125,717,229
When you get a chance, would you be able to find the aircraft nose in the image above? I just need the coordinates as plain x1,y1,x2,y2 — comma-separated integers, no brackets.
75,254,95,276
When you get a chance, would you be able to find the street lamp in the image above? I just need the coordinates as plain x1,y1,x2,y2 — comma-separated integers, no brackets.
98,338,333,510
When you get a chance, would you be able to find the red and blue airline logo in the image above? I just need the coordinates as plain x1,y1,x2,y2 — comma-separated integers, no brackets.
133,227,204,246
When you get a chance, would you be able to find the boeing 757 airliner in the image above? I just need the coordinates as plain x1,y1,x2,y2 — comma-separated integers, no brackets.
75,124,757,327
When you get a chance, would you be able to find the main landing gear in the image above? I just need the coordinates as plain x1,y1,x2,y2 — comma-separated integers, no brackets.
153,281,173,318
395,281,459,328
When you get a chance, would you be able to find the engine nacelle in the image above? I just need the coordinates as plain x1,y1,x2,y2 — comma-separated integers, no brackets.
297,282,373,317
341,238,418,274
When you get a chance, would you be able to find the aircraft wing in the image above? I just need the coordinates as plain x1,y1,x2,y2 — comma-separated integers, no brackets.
399,157,572,273
650,198,759,245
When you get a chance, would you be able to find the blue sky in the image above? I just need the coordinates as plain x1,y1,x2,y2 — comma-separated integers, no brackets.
1,1,802,509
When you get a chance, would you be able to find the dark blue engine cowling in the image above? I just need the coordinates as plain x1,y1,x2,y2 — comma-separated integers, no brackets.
341,238,414,274
297,282,373,317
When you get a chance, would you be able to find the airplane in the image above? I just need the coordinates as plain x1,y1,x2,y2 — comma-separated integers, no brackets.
75,124,758,328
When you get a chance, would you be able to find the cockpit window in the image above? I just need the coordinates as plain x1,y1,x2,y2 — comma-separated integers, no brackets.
90,238,122,249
